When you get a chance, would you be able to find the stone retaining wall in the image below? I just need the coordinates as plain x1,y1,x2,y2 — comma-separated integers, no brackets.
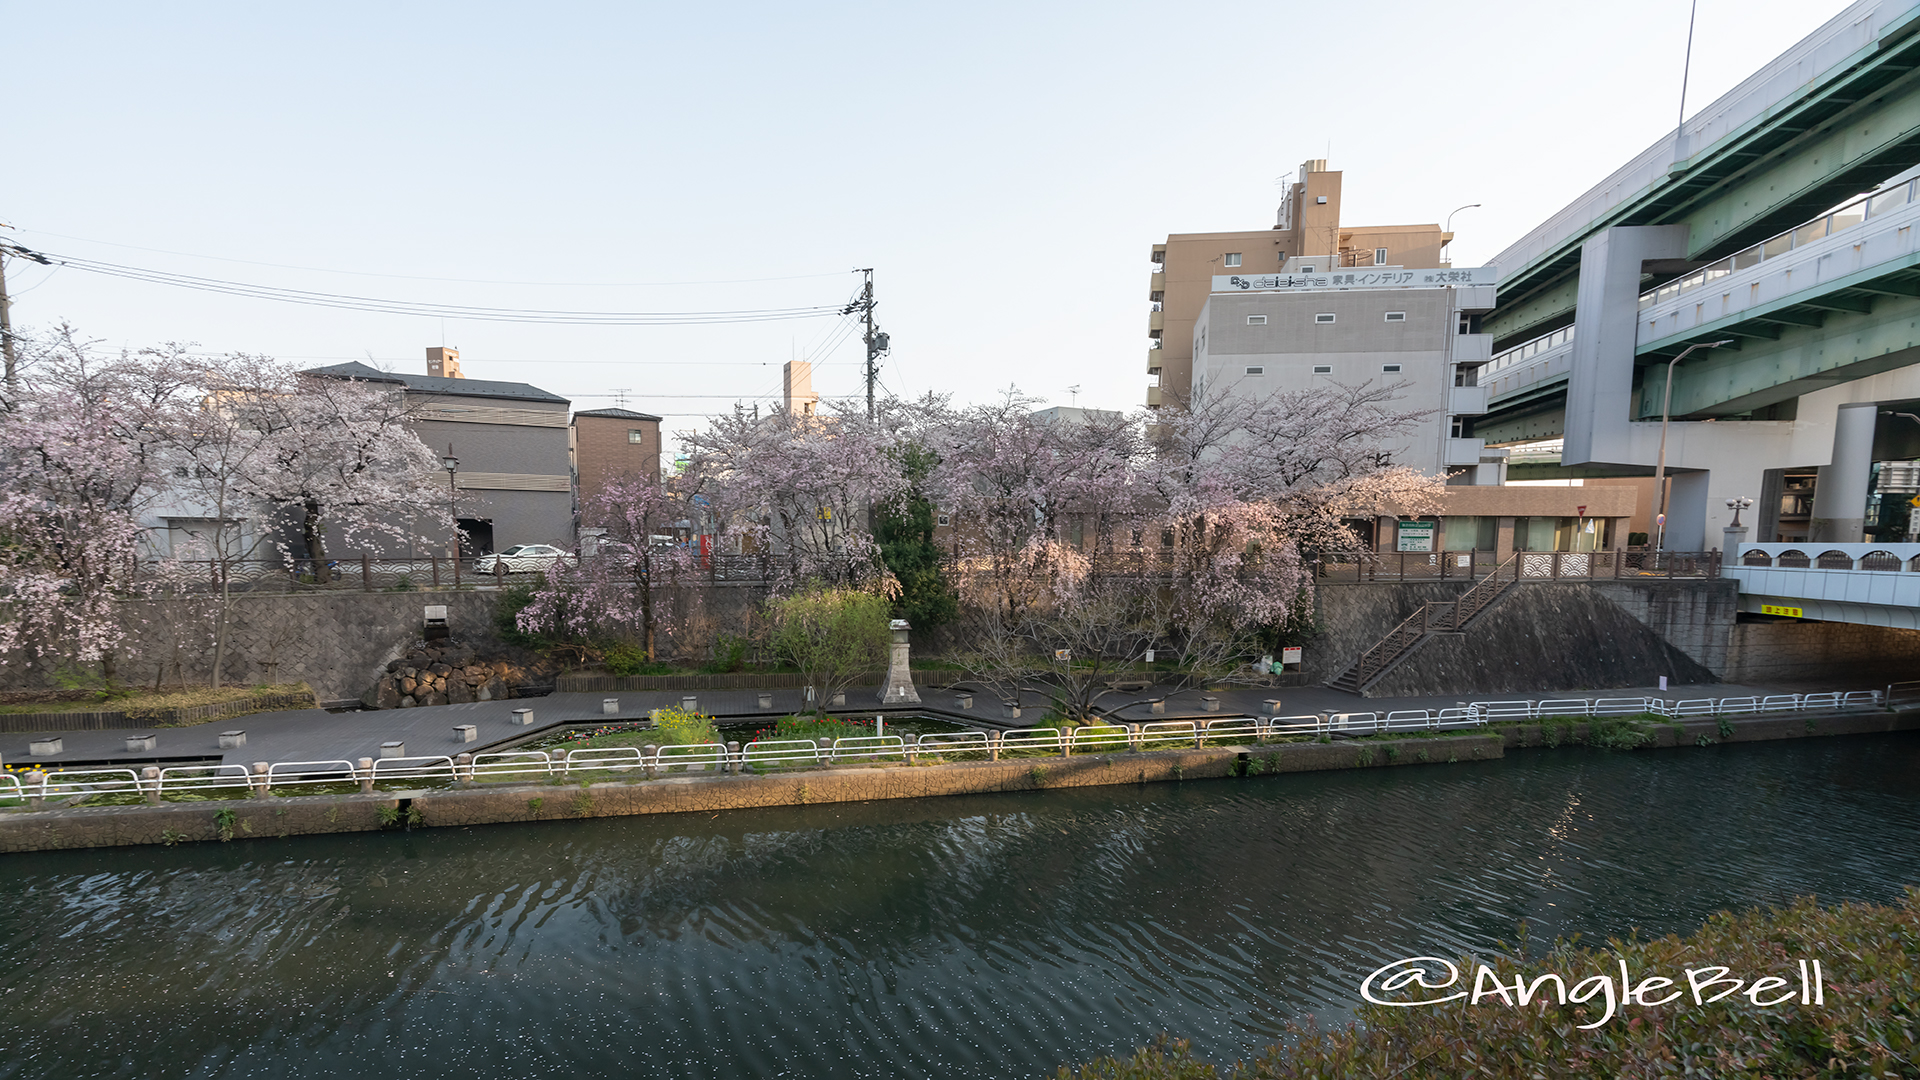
4,709,1913,854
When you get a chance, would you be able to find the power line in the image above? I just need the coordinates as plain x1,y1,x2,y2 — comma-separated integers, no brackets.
15,228,855,288
0,242,844,326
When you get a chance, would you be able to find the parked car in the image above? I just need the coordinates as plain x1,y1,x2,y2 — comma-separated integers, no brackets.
474,544,574,575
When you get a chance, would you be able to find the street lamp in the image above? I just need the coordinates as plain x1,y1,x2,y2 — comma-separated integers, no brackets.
1725,496,1754,527
1652,340,1735,554
1444,204,1480,262
441,444,460,557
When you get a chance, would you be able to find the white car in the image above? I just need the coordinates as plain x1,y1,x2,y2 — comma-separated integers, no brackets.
474,544,574,574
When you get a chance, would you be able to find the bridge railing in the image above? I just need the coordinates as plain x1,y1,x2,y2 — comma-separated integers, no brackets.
1640,178,1920,313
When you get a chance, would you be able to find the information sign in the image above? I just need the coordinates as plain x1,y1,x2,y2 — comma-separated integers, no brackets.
1396,521,1435,552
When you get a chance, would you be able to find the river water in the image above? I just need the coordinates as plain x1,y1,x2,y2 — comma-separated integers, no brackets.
2,734,1916,1078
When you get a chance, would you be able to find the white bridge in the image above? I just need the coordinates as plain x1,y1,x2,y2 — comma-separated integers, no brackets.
1728,543,1920,629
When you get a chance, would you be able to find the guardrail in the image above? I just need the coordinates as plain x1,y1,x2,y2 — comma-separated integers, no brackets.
3,690,1895,807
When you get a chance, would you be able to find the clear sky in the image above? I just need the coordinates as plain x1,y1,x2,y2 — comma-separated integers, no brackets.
4,0,1856,439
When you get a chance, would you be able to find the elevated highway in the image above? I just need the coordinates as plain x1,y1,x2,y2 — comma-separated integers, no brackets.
1472,0,1920,547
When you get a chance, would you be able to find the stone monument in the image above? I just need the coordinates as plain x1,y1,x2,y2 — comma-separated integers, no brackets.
879,619,921,704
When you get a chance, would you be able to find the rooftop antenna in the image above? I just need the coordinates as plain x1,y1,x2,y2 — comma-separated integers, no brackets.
1068,384,1081,407
611,387,631,408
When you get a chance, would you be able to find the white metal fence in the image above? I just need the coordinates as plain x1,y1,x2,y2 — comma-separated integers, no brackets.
0,689,1891,805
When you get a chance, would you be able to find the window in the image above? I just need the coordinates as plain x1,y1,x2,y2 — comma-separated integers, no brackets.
1298,265,1315,273
1312,365,1333,374
1314,313,1336,324
1246,314,1267,325
1384,311,1406,322
627,429,647,444
1245,366,1265,376
1374,247,1388,265
1382,364,1402,373
1224,253,1242,267
1315,195,1327,204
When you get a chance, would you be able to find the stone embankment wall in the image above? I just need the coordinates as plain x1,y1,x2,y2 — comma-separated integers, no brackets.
1306,582,1472,684
2,710,1913,854
1725,620,1920,683
3,583,775,703
360,640,552,709
1365,583,1717,697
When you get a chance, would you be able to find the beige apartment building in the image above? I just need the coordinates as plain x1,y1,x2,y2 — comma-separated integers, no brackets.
1148,159,1451,408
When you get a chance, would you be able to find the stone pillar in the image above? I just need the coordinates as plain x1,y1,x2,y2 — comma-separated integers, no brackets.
1723,523,1749,560
251,761,271,799
1811,402,1878,543
880,620,920,704
358,757,375,794
142,766,162,804
1495,517,1516,562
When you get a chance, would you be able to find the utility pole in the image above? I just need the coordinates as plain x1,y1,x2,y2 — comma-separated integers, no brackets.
842,268,889,419
0,234,52,391
0,248,15,390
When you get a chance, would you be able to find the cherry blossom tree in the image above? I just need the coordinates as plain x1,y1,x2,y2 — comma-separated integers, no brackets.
0,327,191,680
515,472,698,661
679,400,906,593
253,370,455,582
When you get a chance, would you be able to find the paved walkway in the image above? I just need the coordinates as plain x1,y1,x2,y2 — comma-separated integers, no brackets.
0,677,1889,770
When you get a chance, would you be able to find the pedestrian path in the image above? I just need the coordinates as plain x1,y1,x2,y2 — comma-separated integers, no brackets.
0,677,1885,771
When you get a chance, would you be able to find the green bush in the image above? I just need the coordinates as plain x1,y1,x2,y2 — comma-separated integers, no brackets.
651,706,720,746
1057,890,1920,1079
604,641,675,677
704,632,750,674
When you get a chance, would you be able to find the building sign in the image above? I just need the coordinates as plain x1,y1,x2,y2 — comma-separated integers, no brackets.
1281,646,1303,666
1212,265,1498,294
1760,604,1804,618
1396,521,1435,552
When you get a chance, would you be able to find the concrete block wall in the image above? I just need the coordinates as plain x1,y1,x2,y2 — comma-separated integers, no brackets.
1363,583,1716,697
1725,620,1920,683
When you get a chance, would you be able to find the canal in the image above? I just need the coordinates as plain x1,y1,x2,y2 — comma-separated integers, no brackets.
1,733,1916,1078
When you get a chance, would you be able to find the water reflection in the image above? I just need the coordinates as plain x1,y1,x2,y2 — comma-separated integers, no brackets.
1,735,1916,1078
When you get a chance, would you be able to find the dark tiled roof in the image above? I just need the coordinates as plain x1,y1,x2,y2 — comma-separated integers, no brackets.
573,407,664,421
301,361,569,405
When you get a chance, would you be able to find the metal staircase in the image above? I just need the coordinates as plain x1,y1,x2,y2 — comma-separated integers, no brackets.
1328,555,1520,694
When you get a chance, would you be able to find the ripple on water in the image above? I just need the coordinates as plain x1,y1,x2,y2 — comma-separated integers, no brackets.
0,735,1915,1079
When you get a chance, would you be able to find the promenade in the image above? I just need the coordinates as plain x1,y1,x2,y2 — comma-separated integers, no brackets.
0,677,1876,771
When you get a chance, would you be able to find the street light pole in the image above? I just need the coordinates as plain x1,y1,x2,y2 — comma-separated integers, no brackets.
441,444,460,559
1652,340,1734,554
1443,204,1480,263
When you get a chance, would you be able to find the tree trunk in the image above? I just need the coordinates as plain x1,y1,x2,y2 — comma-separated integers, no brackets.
303,499,331,584
209,571,231,689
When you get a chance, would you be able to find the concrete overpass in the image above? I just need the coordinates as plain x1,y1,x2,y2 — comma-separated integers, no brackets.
1471,0,1920,548
1727,542,1920,628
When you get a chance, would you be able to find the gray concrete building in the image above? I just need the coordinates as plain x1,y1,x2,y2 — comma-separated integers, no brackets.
1192,274,1502,483
305,352,574,555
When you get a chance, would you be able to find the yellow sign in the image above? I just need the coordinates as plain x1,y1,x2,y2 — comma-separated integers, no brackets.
1760,604,1804,618
1911,495,1920,508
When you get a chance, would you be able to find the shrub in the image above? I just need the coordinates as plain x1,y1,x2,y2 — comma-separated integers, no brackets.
704,632,750,674
1057,890,1920,1079
604,641,674,677
651,706,721,747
